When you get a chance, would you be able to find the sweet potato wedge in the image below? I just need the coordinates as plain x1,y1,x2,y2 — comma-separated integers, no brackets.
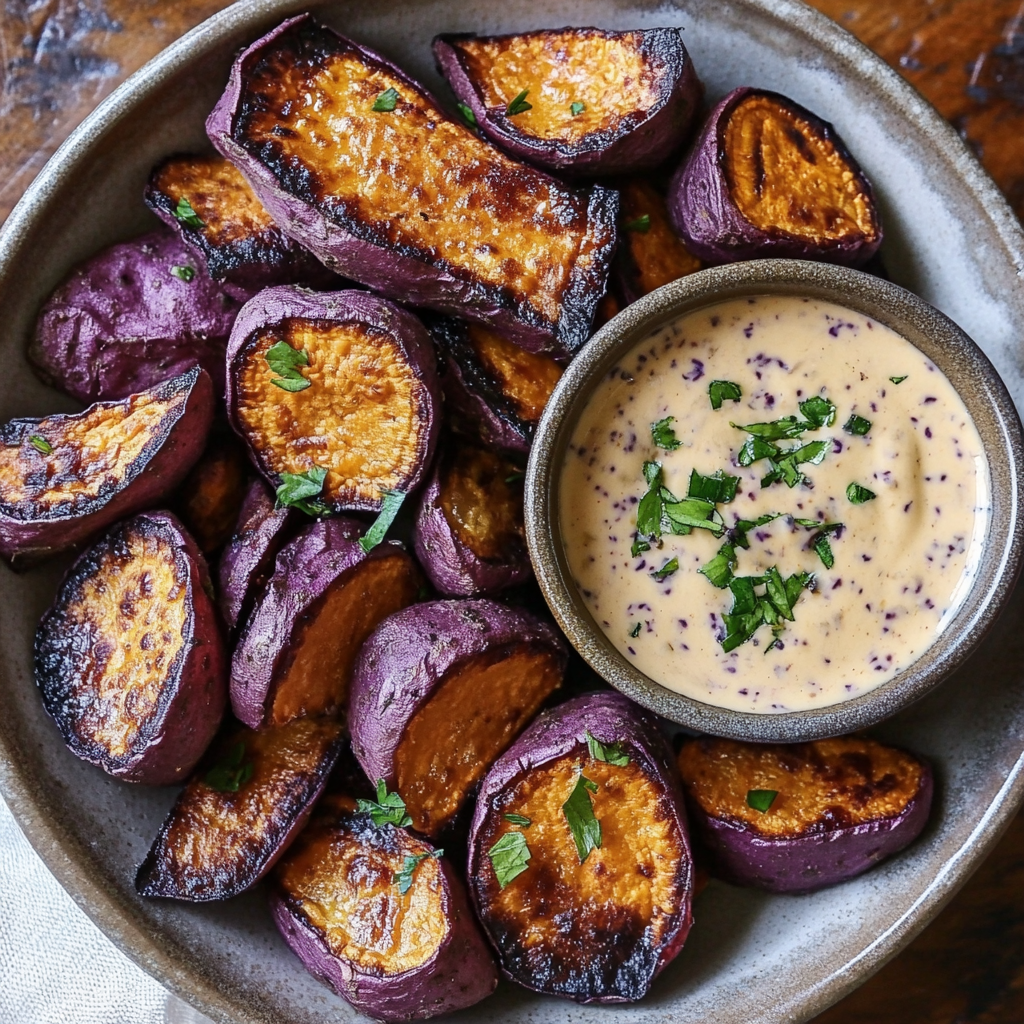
231,517,423,729
29,229,249,403
216,477,296,637
677,735,933,893
668,87,882,267
433,27,702,176
136,716,345,901
350,599,567,838
270,799,498,1020
226,286,440,513
429,317,563,455
468,691,693,1003
145,154,336,290
207,15,618,357
412,443,530,596
34,510,227,784
0,368,214,568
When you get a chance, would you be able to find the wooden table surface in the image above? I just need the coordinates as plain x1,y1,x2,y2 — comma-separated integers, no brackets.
3,1,1023,1020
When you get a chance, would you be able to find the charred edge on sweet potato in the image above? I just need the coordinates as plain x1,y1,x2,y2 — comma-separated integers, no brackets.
616,179,701,300
395,640,563,837
266,549,422,727
720,91,880,247
677,736,926,838
136,716,344,900
0,371,198,522
275,809,449,975
173,431,249,555
476,750,689,1001
234,317,433,510
231,19,615,348
34,517,193,770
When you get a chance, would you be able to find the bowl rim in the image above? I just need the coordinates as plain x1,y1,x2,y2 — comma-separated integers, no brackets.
526,259,1024,743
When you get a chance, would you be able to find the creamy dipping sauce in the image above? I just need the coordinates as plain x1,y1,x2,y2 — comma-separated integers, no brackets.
560,296,990,713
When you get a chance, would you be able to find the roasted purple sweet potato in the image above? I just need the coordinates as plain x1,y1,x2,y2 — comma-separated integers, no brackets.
614,178,702,305
136,716,345,901
668,87,882,267
145,154,336,290
0,368,214,568
231,517,423,730
677,735,933,893
271,796,498,1020
350,599,567,838
412,444,530,597
34,510,226,784
226,286,440,513
433,27,702,176
29,229,250,404
207,15,617,357
216,477,295,637
468,691,693,1003
429,317,563,455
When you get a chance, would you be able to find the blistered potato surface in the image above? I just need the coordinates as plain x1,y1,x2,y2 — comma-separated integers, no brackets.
467,326,563,424
440,447,524,561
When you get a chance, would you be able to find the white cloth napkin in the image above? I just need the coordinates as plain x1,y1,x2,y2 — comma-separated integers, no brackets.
0,795,213,1024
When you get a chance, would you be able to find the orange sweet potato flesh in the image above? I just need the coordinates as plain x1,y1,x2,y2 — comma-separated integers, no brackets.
439,446,525,562
723,93,879,247
234,318,433,510
677,735,925,838
173,431,249,555
466,326,563,425
136,716,344,900
394,643,563,836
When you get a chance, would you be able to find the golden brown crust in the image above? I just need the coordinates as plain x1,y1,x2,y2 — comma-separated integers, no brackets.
466,326,562,425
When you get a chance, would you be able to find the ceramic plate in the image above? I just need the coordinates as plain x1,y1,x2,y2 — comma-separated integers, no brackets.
2,2,1024,1023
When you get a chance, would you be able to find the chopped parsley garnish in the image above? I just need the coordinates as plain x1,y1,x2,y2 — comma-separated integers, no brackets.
811,532,835,569
732,414,808,441
798,395,837,429
651,415,682,450
746,789,778,812
265,340,311,392
456,101,477,126
570,100,586,116
630,536,650,558
170,264,195,282
635,461,726,550
585,731,630,766
372,87,400,112
699,543,737,589
709,379,742,410
488,830,531,889
204,741,253,793
731,512,781,549
890,375,908,385
688,468,740,504
393,849,443,895
651,557,679,581
562,773,601,863
359,489,406,552
720,569,814,653
357,779,412,827
28,435,52,455
759,439,830,489
503,813,532,827
847,482,877,504
173,196,203,229
504,471,524,484
506,89,532,115
275,467,328,516
629,622,642,638
843,413,872,436
622,214,651,233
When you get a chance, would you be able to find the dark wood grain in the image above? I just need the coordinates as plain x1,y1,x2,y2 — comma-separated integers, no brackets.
1,2,1023,1022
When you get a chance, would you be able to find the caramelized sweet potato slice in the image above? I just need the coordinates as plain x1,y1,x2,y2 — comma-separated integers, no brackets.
0,368,214,567
207,15,617,356
270,806,497,1020
145,154,333,289
136,716,344,901
34,510,226,784
677,735,933,892
433,28,702,175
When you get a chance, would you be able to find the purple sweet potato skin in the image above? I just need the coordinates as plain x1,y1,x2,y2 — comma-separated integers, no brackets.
688,761,934,894
0,367,214,567
667,87,882,267
206,15,617,358
29,229,253,403
270,842,497,1020
349,599,567,791
432,28,703,176
224,285,441,512
216,477,296,637
467,691,693,1001
412,460,531,597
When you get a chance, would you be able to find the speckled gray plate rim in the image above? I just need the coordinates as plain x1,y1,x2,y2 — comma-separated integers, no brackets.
526,260,1024,742
2,1,1024,1024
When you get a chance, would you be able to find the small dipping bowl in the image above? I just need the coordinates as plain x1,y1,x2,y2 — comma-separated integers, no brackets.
526,260,1024,742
